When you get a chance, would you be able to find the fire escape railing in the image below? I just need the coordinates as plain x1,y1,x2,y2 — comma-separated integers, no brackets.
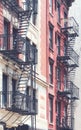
0,91,38,115
61,17,79,37
57,46,79,67
57,81,79,99
56,115,74,130
57,16,79,130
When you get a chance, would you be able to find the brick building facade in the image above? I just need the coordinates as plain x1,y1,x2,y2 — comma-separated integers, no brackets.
0,0,79,130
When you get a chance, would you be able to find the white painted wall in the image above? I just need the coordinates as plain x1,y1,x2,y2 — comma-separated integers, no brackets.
69,1,81,130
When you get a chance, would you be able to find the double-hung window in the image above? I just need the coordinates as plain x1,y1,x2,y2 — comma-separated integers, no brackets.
57,67,61,90
49,58,54,84
57,2,60,23
4,20,10,50
49,95,53,123
49,23,53,49
57,35,60,55
2,74,8,107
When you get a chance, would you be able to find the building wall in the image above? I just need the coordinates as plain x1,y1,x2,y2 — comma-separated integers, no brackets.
0,0,48,130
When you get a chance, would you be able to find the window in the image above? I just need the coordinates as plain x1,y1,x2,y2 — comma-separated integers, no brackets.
49,24,53,49
13,27,18,49
49,0,53,13
31,0,38,25
57,67,61,90
55,0,57,10
49,58,54,84
32,13,37,25
64,12,67,28
33,89,36,110
63,105,67,127
64,72,67,90
3,20,10,50
57,2,60,23
64,40,67,56
25,38,30,62
57,35,60,55
33,0,38,14
26,87,37,111
49,95,53,123
2,74,8,107
12,78,16,105
56,102,61,125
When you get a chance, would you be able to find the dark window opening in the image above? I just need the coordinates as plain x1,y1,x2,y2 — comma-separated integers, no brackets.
33,89,36,110
57,35,60,55
64,12,67,28
12,78,16,105
49,95,53,123
64,40,67,56
4,20,10,50
56,102,61,126
13,27,18,49
57,2,60,23
55,0,57,10
57,67,61,90
49,58,54,84
26,38,31,62
2,74,8,107
49,24,53,49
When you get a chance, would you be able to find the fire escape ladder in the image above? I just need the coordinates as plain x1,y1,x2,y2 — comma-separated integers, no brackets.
66,101,75,130
68,37,75,48
16,65,31,91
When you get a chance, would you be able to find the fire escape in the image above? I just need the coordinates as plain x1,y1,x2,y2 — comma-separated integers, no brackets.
56,17,79,130
0,0,38,128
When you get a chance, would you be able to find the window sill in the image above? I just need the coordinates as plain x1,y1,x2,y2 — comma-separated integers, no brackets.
49,122,53,125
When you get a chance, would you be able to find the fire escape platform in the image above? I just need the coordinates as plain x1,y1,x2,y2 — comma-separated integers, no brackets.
61,17,79,37
57,55,79,68
1,0,25,14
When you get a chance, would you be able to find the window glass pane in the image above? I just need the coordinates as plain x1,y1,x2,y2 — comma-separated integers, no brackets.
49,25,53,49
2,74,7,106
4,20,9,50
49,59,53,84
57,2,60,22
49,96,53,123
57,35,60,55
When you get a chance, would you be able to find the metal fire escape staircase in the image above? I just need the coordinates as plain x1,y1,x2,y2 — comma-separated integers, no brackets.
57,17,79,130
0,0,38,115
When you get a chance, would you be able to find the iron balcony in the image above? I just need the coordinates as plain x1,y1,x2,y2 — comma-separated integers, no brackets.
56,115,74,130
57,47,79,68
0,91,38,115
61,17,79,37
57,81,79,100
0,34,38,65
